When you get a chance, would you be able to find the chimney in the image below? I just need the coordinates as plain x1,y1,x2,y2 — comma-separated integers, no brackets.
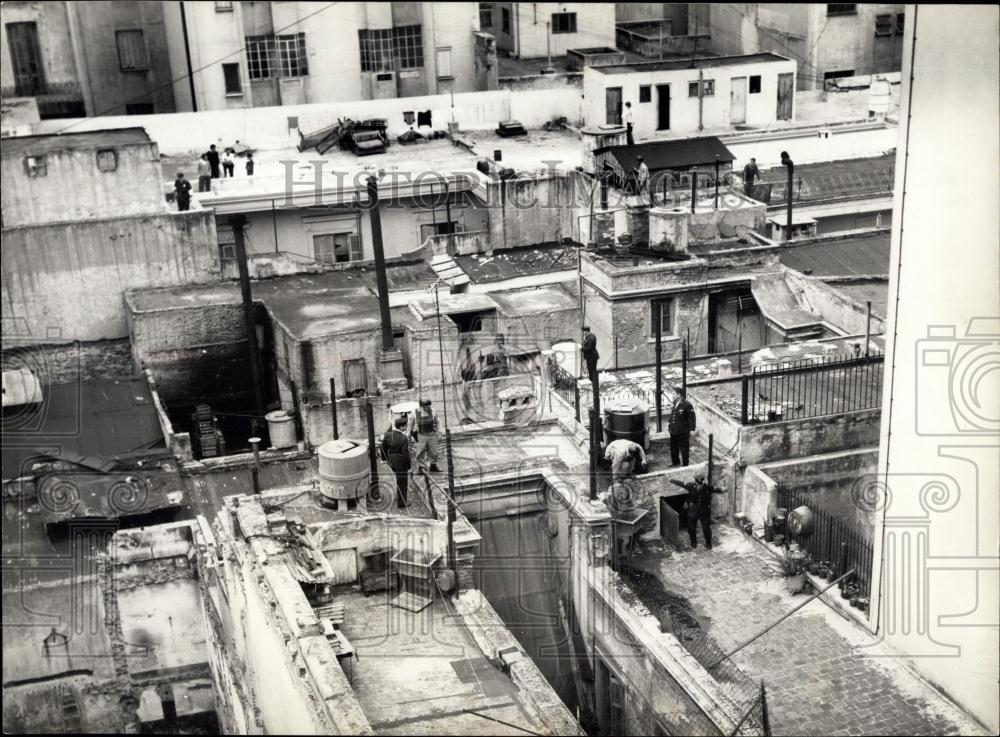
648,207,689,254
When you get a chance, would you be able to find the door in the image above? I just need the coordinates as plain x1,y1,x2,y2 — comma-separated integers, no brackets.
656,84,671,130
730,76,747,124
777,72,793,120
606,86,623,125
659,497,680,545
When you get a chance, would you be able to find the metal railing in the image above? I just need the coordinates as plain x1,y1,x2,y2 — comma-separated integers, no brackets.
776,485,874,617
546,355,580,421
740,351,884,424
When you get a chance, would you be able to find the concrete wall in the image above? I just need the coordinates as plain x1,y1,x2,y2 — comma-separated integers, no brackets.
486,171,589,250
494,3,617,58
0,337,133,385
739,408,882,465
782,266,886,336
3,210,221,343
583,56,796,132
1,141,165,226
33,87,585,156
872,6,999,731
0,2,79,103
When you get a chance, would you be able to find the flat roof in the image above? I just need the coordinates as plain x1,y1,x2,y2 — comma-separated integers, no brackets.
596,136,736,171
592,52,791,75
779,232,891,276
489,283,578,317
761,153,895,203
454,242,581,284
2,127,151,157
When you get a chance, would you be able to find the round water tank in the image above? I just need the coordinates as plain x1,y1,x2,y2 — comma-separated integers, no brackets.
868,78,892,116
603,399,650,449
317,439,370,503
787,505,816,539
266,410,297,449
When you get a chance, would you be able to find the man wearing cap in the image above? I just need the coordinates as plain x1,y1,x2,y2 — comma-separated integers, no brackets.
670,474,724,549
668,386,696,467
381,416,412,508
408,399,441,473
581,325,600,420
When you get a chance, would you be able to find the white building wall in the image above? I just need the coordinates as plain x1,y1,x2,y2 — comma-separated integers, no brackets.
514,2,617,58
582,57,796,134
872,5,999,733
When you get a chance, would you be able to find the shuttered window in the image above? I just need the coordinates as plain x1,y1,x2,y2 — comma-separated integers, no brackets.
116,30,148,71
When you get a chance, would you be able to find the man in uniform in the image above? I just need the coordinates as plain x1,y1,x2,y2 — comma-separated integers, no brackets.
668,386,696,467
742,157,760,197
604,438,647,481
581,325,600,421
669,474,724,549
381,416,412,509
408,399,441,472
174,172,192,212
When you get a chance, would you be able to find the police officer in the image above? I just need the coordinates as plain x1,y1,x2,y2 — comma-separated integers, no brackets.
669,474,723,549
408,399,441,472
381,416,412,508
668,386,696,467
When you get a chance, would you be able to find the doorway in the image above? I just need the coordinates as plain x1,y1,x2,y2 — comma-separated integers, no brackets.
606,86,623,125
777,72,793,120
659,496,680,545
656,84,671,130
730,76,747,124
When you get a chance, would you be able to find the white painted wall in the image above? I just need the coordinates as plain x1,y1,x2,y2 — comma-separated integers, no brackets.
583,56,797,134
514,3,617,58
872,6,999,733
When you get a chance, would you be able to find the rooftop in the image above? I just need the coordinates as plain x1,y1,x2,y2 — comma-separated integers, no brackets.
593,52,792,74
2,127,151,157
779,231,891,277
454,243,580,284
596,136,736,171
761,153,895,203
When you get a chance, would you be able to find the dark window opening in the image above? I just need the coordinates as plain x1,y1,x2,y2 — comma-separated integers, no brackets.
826,4,857,16
6,22,46,95
501,7,511,34
96,149,118,172
638,85,651,103
223,63,242,94
824,69,855,81
479,3,493,29
749,75,761,94
875,14,893,36
125,102,154,115
551,12,577,34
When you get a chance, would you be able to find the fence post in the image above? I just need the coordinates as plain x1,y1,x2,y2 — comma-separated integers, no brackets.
740,375,749,425
655,301,663,432
329,377,339,440
760,682,771,736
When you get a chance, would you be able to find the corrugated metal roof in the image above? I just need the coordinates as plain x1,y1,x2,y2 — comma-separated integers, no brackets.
2,376,165,479
2,127,152,157
596,137,736,172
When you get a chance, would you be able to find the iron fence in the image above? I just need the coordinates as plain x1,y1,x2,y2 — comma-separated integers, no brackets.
741,351,884,424
776,485,874,617
546,354,580,420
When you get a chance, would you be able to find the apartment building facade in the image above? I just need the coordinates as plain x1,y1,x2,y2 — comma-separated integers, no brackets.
163,1,482,110
0,0,175,119
709,3,906,90
484,2,616,58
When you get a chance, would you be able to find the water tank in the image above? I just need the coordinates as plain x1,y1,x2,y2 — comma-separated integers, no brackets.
317,439,370,507
787,505,816,539
266,410,297,449
868,78,892,117
603,399,650,450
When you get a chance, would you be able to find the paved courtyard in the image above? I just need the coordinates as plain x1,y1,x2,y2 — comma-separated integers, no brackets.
632,525,986,736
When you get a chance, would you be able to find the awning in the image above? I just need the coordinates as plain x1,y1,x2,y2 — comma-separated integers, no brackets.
595,136,736,173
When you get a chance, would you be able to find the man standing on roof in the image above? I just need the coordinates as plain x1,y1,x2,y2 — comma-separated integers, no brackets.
669,473,724,549
408,399,441,473
742,157,760,197
174,172,192,211
206,144,220,179
636,156,650,198
381,416,412,509
668,386,696,467
623,101,635,145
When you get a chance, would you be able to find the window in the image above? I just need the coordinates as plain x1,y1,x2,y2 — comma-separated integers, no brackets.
826,4,857,16
479,3,493,29
823,69,854,82
359,26,424,72
125,102,154,115
223,63,242,94
436,47,452,79
638,85,651,103
551,12,577,34
749,75,761,94
393,25,424,70
217,225,236,262
96,149,118,172
116,30,148,71
689,79,714,97
420,222,460,241
650,298,674,337
215,1,233,10
314,233,362,264
7,22,46,95
896,13,904,35
875,14,893,36
245,33,308,80
501,7,511,34
24,155,46,177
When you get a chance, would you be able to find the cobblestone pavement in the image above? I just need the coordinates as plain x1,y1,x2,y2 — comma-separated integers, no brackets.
632,525,986,736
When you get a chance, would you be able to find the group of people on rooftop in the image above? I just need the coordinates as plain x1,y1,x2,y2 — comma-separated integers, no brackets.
173,143,255,211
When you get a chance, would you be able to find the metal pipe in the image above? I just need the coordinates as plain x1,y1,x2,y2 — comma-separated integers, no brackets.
178,1,198,112
249,436,261,494
655,301,663,432
780,151,794,241
289,380,303,444
329,377,339,440
690,170,697,212
445,429,457,571
229,215,265,436
588,408,598,501
434,283,450,432
707,433,714,486
714,155,719,209
681,338,688,394
367,176,395,351
365,400,378,491
865,301,872,357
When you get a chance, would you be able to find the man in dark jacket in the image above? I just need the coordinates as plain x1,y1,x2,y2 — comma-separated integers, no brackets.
742,157,760,196
174,172,192,211
669,474,724,549
668,386,696,467
381,416,412,508
206,144,221,179
407,399,440,472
